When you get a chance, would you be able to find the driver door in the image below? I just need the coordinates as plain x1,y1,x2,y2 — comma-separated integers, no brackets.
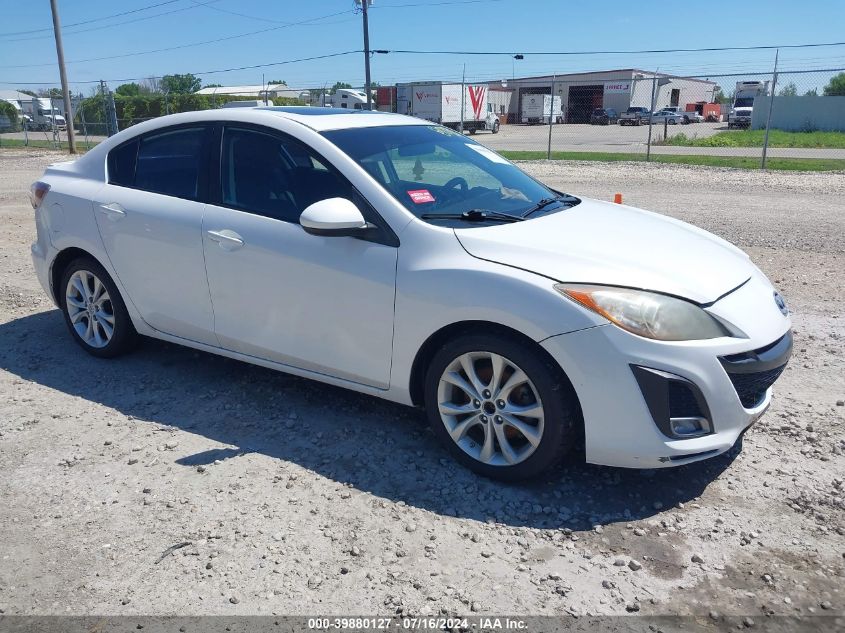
201,125,398,389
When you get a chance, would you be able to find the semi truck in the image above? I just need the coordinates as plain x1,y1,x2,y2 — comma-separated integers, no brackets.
322,88,370,110
21,98,67,131
396,82,500,134
728,81,769,129
520,94,563,124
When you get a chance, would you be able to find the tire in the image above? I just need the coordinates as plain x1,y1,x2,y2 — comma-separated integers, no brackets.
59,256,138,358
492,120,500,134
423,332,580,481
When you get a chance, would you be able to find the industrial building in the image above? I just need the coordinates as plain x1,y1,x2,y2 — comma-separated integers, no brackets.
491,69,718,123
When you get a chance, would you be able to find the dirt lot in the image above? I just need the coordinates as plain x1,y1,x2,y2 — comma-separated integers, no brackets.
0,150,843,623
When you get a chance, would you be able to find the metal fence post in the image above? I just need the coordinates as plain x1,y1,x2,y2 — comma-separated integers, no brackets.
79,101,90,150
646,68,658,161
460,64,465,135
761,49,779,169
547,74,556,159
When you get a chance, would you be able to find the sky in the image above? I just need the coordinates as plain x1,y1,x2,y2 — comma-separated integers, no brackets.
1,0,844,95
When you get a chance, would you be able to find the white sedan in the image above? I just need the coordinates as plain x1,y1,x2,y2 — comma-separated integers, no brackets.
30,107,792,480
651,110,686,125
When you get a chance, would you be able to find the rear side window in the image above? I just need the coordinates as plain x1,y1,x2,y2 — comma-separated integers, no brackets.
107,139,138,186
134,127,205,199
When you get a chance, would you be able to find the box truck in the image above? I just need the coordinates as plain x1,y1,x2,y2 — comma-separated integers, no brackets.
520,94,563,124
728,81,769,129
396,82,499,134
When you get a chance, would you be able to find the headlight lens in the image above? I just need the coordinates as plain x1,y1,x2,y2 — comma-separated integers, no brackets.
555,284,731,341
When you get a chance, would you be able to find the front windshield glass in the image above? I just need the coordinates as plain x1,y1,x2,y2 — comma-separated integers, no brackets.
322,125,575,223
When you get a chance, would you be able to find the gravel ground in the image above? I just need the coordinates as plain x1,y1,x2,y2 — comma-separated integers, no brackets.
0,150,843,621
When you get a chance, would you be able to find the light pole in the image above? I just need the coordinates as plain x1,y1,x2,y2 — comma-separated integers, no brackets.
49,0,76,154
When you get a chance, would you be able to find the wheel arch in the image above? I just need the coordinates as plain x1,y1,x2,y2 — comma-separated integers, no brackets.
408,319,581,415
50,246,104,304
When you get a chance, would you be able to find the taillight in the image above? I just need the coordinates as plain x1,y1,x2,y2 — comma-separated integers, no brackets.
30,181,50,210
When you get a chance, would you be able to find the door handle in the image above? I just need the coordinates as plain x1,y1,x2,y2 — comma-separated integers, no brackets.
97,202,126,221
206,229,245,250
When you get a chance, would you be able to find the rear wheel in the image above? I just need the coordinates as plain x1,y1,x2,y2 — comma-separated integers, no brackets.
60,257,137,358
424,333,580,481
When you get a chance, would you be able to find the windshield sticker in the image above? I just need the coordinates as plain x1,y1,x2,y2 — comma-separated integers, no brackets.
466,144,510,164
407,189,435,204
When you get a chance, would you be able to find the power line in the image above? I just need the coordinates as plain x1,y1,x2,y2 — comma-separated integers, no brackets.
0,50,362,85
377,41,845,56
0,9,357,69
0,0,183,36
0,1,221,42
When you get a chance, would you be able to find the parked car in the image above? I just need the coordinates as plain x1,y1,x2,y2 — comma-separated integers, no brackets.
661,106,702,123
618,107,651,125
30,107,792,480
651,110,685,125
589,108,619,125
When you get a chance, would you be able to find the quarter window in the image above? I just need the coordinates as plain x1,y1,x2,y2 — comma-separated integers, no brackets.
221,127,353,223
107,138,138,187
134,127,206,199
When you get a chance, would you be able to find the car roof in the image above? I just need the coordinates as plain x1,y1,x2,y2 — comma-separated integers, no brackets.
53,106,432,181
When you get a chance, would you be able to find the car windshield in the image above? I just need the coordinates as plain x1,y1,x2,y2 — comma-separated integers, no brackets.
322,125,576,224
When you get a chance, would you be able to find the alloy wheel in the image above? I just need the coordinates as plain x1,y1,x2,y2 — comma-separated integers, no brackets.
436,351,545,466
65,269,115,348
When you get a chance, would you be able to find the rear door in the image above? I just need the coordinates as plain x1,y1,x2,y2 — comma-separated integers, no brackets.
93,125,217,345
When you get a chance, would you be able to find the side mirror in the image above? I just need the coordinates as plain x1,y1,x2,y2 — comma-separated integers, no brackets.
300,198,370,237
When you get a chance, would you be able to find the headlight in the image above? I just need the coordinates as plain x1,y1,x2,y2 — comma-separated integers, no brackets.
555,284,731,341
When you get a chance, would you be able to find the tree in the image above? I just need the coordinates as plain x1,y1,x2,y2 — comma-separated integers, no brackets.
17,89,37,97
265,79,286,86
329,81,352,94
38,87,63,98
822,72,845,96
160,73,201,94
804,88,818,97
202,83,223,89
115,82,142,97
141,76,161,93
778,82,797,97
712,85,728,104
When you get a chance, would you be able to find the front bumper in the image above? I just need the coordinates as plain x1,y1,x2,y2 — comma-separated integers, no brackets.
541,273,791,468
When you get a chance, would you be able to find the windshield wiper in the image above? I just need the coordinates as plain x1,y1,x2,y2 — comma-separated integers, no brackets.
421,209,525,223
521,194,578,217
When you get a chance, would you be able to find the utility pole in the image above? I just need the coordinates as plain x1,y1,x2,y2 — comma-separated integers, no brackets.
646,68,659,162
360,0,372,110
49,0,76,154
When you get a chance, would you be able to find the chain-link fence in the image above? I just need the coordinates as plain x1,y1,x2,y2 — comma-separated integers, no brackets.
2,65,844,168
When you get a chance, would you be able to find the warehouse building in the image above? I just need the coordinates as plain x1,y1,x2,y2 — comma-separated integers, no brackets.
492,69,717,123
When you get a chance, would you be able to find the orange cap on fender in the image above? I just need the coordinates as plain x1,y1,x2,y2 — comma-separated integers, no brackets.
613,193,623,204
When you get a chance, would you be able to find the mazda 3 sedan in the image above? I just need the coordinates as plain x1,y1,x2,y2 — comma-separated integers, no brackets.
30,107,792,480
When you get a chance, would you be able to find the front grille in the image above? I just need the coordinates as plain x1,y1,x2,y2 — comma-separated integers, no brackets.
667,381,704,418
726,364,787,408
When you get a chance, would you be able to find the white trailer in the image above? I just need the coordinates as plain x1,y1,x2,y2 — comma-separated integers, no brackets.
396,82,499,134
520,94,563,124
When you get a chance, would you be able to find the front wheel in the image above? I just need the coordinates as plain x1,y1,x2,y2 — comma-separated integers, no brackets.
424,333,580,481
60,257,138,358
492,120,500,134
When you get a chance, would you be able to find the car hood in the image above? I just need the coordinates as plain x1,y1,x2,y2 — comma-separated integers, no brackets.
454,198,753,304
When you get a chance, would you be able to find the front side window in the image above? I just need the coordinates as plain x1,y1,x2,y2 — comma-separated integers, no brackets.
323,125,575,225
221,127,353,223
134,127,206,199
